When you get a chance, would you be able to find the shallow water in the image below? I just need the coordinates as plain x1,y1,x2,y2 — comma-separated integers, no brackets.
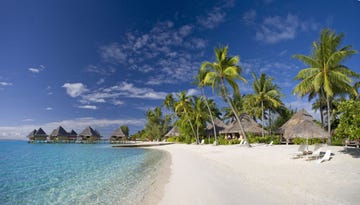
0,141,166,205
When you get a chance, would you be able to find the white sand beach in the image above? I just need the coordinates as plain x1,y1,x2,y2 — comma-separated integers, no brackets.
146,144,360,205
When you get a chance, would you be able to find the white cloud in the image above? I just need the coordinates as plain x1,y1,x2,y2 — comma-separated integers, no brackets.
78,105,97,110
256,14,299,44
104,82,168,100
85,64,116,75
186,88,200,96
28,65,45,73
45,107,53,111
197,7,226,29
62,83,88,97
243,9,257,25
0,117,146,140
23,119,34,122
112,100,124,106
254,14,318,44
97,78,105,85
0,82,12,86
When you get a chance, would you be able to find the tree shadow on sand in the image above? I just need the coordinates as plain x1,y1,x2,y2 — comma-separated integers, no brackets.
339,147,360,158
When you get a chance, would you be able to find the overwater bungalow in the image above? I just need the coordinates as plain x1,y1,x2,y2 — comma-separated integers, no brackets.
68,130,78,142
220,114,263,140
279,109,329,144
78,126,102,143
109,127,126,144
28,128,48,143
50,126,69,142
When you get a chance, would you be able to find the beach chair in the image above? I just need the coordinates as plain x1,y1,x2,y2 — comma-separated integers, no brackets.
317,150,332,163
292,144,307,159
307,148,322,161
266,141,273,146
200,139,205,145
239,139,244,145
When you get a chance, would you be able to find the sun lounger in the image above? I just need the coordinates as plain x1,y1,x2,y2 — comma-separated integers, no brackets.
292,144,307,159
200,139,205,145
267,141,273,146
239,139,244,145
317,150,332,163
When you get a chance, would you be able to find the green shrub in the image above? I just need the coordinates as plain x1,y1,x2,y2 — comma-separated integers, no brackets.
331,136,344,146
166,137,175,142
293,137,326,145
218,137,227,145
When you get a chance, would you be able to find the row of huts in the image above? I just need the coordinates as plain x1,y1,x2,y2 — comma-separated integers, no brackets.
165,109,329,144
27,126,127,144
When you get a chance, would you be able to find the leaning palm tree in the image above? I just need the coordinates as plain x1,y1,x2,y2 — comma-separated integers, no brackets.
195,66,219,144
293,28,358,143
203,46,249,146
174,91,197,143
247,73,283,137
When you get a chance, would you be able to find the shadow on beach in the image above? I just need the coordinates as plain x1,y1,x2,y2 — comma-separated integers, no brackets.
339,147,360,158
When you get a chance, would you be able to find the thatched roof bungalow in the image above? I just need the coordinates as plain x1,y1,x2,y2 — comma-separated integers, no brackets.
50,126,69,141
164,126,180,138
68,130,78,140
27,129,37,140
78,126,101,142
109,127,126,143
204,118,227,136
32,128,48,141
220,114,264,139
280,109,329,144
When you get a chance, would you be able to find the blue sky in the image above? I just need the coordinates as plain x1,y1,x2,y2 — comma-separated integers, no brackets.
1,0,359,139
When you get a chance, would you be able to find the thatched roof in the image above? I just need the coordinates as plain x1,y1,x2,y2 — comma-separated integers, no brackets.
110,127,125,137
27,129,37,138
165,126,180,137
69,130,78,136
50,126,68,137
220,114,263,135
34,128,48,137
79,126,101,138
280,109,329,139
204,118,227,136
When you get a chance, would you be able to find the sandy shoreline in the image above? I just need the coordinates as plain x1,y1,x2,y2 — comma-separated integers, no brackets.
146,144,360,205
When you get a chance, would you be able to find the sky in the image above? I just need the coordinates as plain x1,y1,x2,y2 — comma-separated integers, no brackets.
1,0,359,140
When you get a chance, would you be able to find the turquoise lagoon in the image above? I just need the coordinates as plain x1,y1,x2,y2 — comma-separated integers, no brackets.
0,141,167,205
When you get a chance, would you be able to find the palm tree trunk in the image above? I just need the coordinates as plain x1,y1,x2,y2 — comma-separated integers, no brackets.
261,101,264,138
221,80,250,147
268,109,272,136
201,88,217,145
320,105,324,128
326,96,332,145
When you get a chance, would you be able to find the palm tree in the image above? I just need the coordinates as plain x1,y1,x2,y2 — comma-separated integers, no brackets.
246,73,283,137
192,96,208,143
174,91,197,143
203,46,249,146
293,28,358,143
195,66,219,144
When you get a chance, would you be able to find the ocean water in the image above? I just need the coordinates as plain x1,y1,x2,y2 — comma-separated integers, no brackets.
0,141,167,205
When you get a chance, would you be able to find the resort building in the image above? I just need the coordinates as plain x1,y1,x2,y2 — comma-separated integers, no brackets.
109,127,126,144
49,126,70,142
78,126,102,143
27,128,48,143
164,126,180,138
220,114,263,139
68,130,78,141
204,118,227,137
279,109,329,144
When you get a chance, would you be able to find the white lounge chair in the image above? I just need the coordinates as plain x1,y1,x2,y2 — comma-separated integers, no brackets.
317,150,332,163
239,139,244,145
200,139,205,145
266,141,273,146
293,144,307,159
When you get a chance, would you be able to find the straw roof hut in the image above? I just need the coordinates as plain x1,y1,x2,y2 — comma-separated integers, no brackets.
27,129,37,140
280,109,329,143
33,128,48,141
220,114,264,137
68,130,78,140
78,126,101,142
165,126,180,138
50,126,69,141
109,127,126,143
204,118,227,136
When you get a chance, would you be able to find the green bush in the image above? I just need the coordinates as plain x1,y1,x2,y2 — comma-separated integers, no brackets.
293,137,325,145
166,137,175,142
331,136,344,146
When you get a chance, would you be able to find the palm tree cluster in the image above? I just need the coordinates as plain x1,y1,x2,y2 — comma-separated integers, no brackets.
135,28,358,145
